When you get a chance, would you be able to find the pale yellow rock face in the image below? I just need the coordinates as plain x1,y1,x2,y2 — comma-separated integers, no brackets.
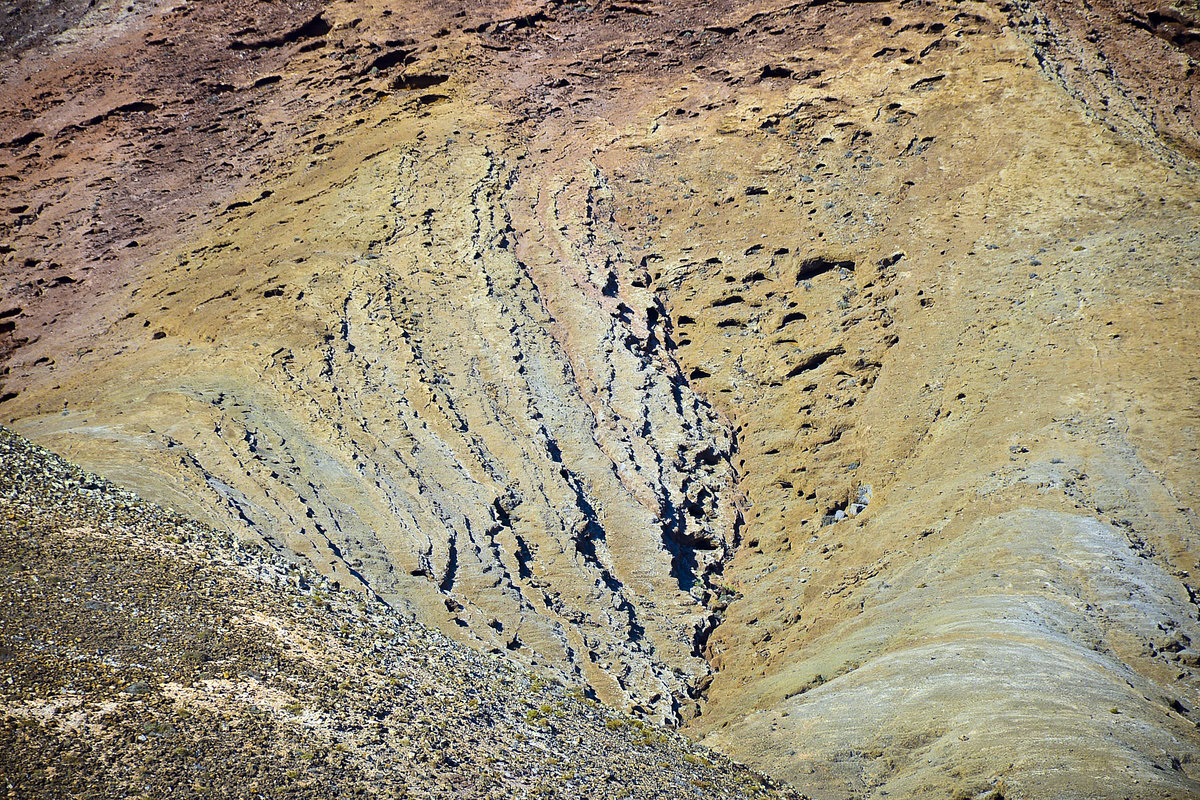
2,0,1198,796
7,112,741,721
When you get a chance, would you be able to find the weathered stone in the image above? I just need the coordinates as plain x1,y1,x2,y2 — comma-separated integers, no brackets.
0,0,1197,797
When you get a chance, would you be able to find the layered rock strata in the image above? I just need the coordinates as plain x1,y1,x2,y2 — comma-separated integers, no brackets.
1,0,1198,797
0,428,798,800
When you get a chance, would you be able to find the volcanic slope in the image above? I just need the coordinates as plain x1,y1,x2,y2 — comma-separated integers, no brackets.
1,1,1199,798
0,428,799,800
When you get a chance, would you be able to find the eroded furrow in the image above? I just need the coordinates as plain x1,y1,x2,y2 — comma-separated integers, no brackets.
4,117,743,722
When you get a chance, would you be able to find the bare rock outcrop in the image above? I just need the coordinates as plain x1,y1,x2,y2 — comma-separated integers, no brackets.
1,0,1198,797
0,428,797,799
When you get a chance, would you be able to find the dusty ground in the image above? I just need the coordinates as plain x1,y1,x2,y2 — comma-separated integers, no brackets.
1,0,1198,797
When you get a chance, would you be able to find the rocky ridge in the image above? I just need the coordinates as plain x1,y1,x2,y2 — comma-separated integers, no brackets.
0,427,799,799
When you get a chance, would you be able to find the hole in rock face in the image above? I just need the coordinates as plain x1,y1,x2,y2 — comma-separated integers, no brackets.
3,131,42,149
796,257,855,282
602,271,619,297
229,12,330,50
393,73,450,91
365,48,413,72
786,346,845,378
910,74,945,91
758,64,793,80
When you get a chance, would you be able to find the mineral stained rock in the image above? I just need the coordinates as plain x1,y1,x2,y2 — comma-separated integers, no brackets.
1,0,1198,798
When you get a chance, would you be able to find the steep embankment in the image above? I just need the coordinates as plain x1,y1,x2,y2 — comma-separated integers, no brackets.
1,1,1198,798
1,0,744,725
0,428,798,799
